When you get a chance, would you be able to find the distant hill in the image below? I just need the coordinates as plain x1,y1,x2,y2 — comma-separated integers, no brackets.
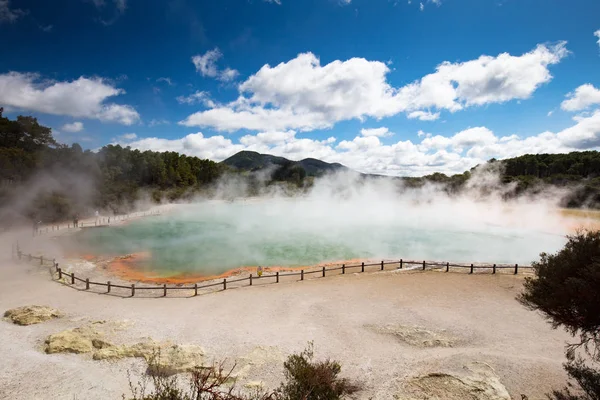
221,151,348,177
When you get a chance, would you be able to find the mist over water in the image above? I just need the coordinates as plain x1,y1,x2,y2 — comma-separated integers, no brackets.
66,172,570,277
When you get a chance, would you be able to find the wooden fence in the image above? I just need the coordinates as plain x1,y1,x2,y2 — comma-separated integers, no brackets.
32,210,161,235
12,243,533,298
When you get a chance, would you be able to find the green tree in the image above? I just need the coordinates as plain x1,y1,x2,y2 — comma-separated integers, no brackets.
518,231,600,399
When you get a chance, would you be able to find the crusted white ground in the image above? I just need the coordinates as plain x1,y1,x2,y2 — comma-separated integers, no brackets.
0,248,570,400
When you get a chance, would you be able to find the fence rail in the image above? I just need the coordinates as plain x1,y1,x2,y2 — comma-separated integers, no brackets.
12,242,532,298
31,210,161,236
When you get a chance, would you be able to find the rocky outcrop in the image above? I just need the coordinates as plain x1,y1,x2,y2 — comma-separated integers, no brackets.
93,341,205,376
4,305,63,326
366,324,458,347
44,323,205,376
397,362,511,400
45,325,104,354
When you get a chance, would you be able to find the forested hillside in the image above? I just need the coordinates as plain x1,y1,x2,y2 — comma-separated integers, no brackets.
401,153,600,207
222,151,347,177
3,110,600,226
0,110,225,225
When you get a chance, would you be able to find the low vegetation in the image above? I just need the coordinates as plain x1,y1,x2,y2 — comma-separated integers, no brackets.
519,231,600,399
126,343,361,400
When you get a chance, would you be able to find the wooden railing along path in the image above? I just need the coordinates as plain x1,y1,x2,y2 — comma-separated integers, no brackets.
12,243,533,298
31,210,161,236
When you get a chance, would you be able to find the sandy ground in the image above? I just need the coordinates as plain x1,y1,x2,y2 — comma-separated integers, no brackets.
0,253,572,400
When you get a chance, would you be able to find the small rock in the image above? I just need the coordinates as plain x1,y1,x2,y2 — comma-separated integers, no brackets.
244,381,264,389
92,340,205,376
4,305,63,326
147,344,206,376
366,324,457,348
397,363,511,400
45,327,101,354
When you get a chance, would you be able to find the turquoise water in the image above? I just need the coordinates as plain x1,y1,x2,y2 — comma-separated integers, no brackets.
66,201,568,276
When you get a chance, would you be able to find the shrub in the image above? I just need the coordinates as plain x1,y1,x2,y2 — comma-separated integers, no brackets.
126,351,275,400
125,344,361,400
518,231,600,400
276,342,361,400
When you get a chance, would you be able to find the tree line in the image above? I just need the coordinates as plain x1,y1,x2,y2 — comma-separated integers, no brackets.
0,110,225,225
3,110,600,226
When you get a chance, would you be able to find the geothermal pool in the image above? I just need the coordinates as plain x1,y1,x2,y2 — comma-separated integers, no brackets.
65,199,569,278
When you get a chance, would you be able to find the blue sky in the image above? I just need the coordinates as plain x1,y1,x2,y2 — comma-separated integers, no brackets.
1,0,600,176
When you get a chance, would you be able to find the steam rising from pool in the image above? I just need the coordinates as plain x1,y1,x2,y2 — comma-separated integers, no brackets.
67,172,570,277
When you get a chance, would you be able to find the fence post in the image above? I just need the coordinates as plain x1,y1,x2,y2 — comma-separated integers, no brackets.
422,260,426,270
470,264,474,274
194,283,198,296
322,267,325,277
71,273,75,285
361,262,364,273
493,264,496,274
86,278,90,290
301,270,304,281
163,284,167,297
514,264,518,275
446,262,449,272
131,284,135,297
58,268,62,280
107,281,111,293
250,274,253,286
223,279,226,290
40,256,43,265
342,264,345,274
276,271,279,283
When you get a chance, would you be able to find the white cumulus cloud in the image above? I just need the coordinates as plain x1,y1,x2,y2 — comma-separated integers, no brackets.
361,127,393,137
122,108,600,177
191,48,239,82
176,91,217,107
181,42,568,132
61,121,84,132
407,110,440,121
0,72,140,125
561,84,600,111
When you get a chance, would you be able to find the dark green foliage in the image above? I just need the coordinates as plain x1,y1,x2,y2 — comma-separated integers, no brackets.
221,150,289,171
276,342,361,400
126,344,360,400
548,356,600,400
519,231,600,339
222,151,346,178
519,231,600,400
501,152,600,207
0,109,56,152
296,158,345,177
0,113,225,224
271,161,307,187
